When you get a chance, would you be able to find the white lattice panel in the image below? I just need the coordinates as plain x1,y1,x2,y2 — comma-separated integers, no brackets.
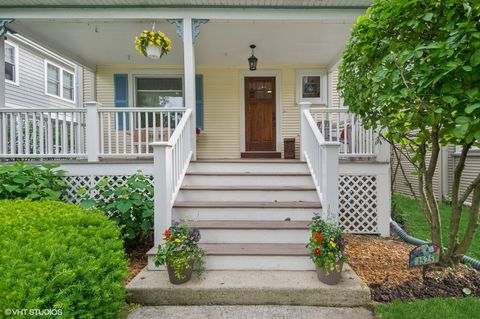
62,175,153,204
339,175,378,233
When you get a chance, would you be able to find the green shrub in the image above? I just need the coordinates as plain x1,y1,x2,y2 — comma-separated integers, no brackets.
78,171,154,244
0,162,67,200
0,200,128,318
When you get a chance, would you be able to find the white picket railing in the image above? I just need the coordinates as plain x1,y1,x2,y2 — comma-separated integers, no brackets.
300,102,340,224
0,104,187,160
310,108,377,157
0,108,87,158
151,108,193,246
98,107,185,157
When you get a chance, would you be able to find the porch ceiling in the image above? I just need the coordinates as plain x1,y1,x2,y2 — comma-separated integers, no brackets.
9,19,354,68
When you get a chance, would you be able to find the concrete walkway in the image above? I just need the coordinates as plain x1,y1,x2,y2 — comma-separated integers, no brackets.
127,305,374,319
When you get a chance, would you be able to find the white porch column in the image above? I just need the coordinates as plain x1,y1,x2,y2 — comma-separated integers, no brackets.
151,142,173,247
0,36,5,108
85,102,100,162
183,17,197,160
299,102,312,161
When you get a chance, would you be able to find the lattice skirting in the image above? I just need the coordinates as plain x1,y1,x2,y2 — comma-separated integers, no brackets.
339,175,378,233
61,173,380,234
61,175,154,204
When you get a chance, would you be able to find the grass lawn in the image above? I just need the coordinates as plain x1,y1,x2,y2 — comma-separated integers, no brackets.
394,193,480,259
376,297,480,319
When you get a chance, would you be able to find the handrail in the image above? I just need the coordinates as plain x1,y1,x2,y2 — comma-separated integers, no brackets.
0,108,87,112
166,109,192,146
98,107,186,112
300,102,341,224
151,109,193,246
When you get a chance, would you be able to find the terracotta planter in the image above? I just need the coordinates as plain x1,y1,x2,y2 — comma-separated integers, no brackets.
316,263,343,285
166,261,193,285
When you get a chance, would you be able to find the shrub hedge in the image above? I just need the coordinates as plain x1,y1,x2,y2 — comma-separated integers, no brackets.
0,200,128,318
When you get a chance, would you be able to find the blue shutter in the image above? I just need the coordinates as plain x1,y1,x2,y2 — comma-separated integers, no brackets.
195,74,204,130
114,74,129,130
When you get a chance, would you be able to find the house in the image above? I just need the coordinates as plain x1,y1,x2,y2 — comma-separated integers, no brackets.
393,145,480,205
0,0,390,271
2,31,83,109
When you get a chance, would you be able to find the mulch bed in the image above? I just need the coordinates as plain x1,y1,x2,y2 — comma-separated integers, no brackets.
125,238,151,284
344,234,480,302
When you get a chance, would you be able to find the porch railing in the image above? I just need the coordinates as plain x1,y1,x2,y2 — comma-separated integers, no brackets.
0,108,87,158
98,107,185,157
309,108,377,157
151,108,193,246
300,102,340,223
0,103,186,160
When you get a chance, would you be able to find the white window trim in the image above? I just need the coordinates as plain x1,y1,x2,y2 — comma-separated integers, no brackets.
44,59,76,103
5,40,19,86
296,69,328,105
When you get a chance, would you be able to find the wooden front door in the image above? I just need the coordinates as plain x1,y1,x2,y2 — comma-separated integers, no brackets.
245,77,276,152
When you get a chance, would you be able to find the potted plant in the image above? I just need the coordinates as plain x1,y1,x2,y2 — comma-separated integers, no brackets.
307,213,347,285
154,221,206,284
135,28,172,60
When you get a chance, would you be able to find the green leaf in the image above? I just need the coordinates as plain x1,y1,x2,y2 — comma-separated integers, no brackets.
470,50,480,67
423,12,434,22
463,65,473,72
465,103,480,114
116,201,133,214
462,287,472,295
79,199,97,210
456,116,471,124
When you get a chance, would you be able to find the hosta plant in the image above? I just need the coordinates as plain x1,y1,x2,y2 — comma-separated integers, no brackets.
308,213,347,274
154,221,206,283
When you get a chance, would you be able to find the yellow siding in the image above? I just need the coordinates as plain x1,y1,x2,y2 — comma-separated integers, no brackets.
95,64,326,159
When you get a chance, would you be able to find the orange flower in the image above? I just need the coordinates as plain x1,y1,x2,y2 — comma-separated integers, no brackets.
314,248,321,255
313,231,324,244
163,229,171,240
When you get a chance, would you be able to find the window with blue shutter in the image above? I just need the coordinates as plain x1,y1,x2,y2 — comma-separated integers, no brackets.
196,75,204,130
114,74,129,130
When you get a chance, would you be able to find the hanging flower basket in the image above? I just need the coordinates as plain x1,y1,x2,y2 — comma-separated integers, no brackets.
135,29,172,59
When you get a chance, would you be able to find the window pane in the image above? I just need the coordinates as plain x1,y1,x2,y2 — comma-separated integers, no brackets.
47,64,60,96
302,76,321,98
136,77,182,91
136,77,183,108
5,62,14,81
137,92,183,108
4,44,15,64
63,71,74,100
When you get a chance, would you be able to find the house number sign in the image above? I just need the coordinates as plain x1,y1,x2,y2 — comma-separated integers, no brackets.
409,243,440,268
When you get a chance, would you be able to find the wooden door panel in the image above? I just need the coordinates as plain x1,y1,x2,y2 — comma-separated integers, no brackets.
245,77,276,151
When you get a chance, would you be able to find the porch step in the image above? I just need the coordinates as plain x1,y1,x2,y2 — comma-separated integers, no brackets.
126,268,371,306
188,220,309,229
188,161,309,173
176,187,318,201
186,220,310,244
183,172,313,187
147,243,312,271
174,201,321,209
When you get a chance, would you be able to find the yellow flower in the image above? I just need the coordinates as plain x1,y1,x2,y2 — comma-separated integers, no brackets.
148,41,154,46
143,29,148,33
330,242,337,249
167,45,172,50
149,31,155,36
175,239,181,243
